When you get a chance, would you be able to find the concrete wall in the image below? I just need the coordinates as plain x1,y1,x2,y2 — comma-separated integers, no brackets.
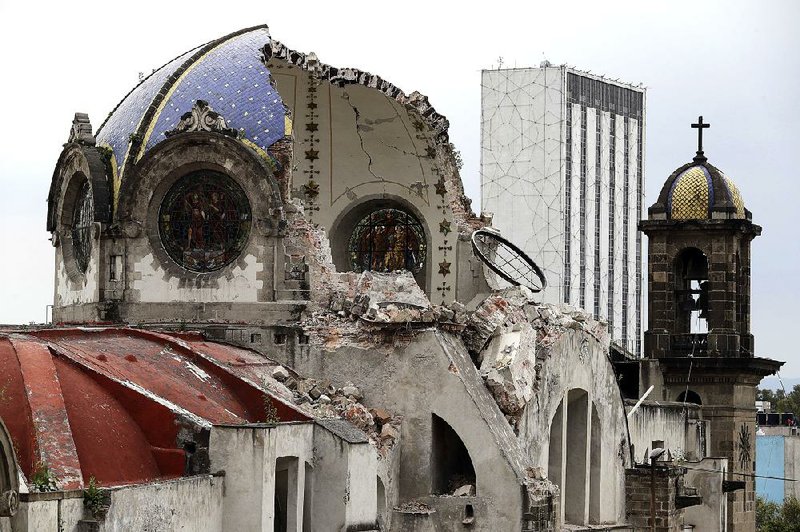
519,327,629,525
10,492,84,532
627,401,707,462
102,475,223,531
756,434,784,503
684,457,728,532
289,329,529,531
210,421,378,532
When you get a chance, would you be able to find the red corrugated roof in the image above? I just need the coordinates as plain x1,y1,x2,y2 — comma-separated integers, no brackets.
0,328,308,489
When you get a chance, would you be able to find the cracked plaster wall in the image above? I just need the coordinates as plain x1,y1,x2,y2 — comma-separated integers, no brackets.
132,252,263,303
103,475,223,531
288,328,528,531
518,318,630,524
55,249,99,314
269,55,476,305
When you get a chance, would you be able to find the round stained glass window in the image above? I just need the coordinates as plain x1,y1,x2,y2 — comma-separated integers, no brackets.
71,180,94,273
348,208,426,274
158,171,251,272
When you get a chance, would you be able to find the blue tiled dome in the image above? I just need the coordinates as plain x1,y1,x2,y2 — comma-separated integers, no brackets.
95,26,288,190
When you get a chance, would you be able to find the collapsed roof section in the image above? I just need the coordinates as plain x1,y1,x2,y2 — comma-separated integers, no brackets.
0,328,309,490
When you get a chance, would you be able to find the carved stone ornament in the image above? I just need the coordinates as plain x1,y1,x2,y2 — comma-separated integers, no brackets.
67,112,96,146
165,100,240,138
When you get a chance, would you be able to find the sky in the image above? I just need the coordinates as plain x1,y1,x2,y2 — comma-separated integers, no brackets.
0,1,797,373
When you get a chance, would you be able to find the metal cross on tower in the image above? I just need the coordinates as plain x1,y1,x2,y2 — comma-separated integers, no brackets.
691,116,710,162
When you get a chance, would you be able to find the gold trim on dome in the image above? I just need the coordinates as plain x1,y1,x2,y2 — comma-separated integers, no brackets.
670,167,710,219
723,175,746,218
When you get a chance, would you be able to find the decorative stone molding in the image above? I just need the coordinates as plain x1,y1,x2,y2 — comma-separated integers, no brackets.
68,113,96,146
165,100,239,138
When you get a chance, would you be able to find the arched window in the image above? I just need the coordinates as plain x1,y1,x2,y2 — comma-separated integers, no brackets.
158,170,251,272
674,248,709,334
348,208,426,275
677,390,702,405
71,179,94,273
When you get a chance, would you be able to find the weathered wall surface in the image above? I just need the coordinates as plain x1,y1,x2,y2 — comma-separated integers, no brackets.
11,493,84,532
517,304,630,525
626,401,706,462
102,475,223,531
683,457,728,532
268,50,478,305
290,327,528,531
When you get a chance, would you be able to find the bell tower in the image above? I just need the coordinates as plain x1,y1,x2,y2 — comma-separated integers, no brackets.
639,117,783,531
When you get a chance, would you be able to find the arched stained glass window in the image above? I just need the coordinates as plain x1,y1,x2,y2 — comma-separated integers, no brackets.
158,171,251,272
348,208,426,274
71,180,94,273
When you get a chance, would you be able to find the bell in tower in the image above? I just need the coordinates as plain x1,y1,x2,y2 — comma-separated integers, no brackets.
638,117,783,531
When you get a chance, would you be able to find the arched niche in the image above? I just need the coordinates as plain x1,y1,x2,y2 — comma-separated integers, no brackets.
430,413,476,495
677,390,703,405
330,195,431,291
547,388,611,526
673,247,710,334
0,418,19,517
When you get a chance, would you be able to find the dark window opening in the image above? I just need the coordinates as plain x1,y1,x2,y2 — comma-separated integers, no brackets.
677,390,702,405
674,248,709,334
250,333,262,344
72,179,94,273
275,456,298,532
274,333,287,345
431,414,476,495
297,333,309,345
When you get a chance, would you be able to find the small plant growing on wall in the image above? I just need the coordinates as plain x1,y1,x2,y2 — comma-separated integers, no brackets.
30,462,57,492
83,476,110,520
263,395,280,427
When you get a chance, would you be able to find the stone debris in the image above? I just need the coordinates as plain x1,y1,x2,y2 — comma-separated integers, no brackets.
479,324,537,416
279,374,400,452
463,287,534,358
465,287,609,427
271,366,289,382
451,484,476,497
394,501,435,514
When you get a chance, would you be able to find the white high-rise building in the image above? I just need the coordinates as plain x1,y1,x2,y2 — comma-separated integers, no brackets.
480,65,645,354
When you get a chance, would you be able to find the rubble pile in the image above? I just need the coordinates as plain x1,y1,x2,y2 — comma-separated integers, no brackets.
394,501,434,514
271,366,401,450
463,287,608,425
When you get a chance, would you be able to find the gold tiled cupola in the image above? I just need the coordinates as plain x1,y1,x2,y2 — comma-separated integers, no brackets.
648,116,750,221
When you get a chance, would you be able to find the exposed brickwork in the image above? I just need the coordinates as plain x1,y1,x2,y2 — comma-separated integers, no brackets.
625,465,684,532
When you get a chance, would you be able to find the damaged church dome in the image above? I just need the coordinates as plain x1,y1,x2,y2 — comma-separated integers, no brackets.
96,25,289,193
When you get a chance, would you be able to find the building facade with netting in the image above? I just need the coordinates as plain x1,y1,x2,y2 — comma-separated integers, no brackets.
480,65,645,354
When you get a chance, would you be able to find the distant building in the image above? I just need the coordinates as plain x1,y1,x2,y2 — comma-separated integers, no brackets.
480,65,645,353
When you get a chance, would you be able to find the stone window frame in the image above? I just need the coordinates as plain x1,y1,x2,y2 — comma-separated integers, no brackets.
329,194,431,291
123,133,285,283
59,171,96,284
157,169,253,273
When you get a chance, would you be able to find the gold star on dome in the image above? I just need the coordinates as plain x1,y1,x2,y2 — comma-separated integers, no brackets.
439,220,451,235
438,261,451,276
305,149,319,161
